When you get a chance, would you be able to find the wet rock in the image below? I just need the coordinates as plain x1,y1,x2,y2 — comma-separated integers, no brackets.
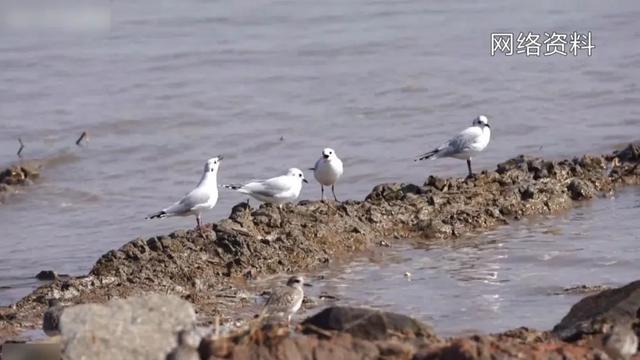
416,219,452,239
425,175,447,191
614,143,640,162
519,184,536,201
365,183,404,202
496,155,531,174
553,279,640,341
0,162,40,187
302,306,440,342
550,284,612,296
60,294,196,360
567,178,597,200
35,270,59,281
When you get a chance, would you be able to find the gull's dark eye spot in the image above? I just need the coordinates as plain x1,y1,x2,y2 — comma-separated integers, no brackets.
299,174,302,177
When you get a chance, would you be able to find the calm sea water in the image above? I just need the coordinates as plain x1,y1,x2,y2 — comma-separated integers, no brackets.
1,0,639,327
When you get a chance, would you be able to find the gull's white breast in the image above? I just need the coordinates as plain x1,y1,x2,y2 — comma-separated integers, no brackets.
314,158,343,186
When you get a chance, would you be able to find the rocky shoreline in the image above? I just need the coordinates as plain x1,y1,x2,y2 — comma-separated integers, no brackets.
7,281,640,359
1,144,639,357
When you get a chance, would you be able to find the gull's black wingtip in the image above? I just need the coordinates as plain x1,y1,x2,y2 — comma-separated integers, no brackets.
146,210,166,219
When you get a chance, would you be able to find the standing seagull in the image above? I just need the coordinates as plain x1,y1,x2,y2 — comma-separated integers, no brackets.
223,168,307,206
310,148,344,201
261,276,305,324
415,115,491,177
146,156,222,230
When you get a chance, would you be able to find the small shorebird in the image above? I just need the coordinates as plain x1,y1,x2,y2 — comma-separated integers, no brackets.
223,168,307,206
415,115,491,177
310,148,344,201
261,276,304,324
146,156,222,230
42,298,64,337
603,323,638,360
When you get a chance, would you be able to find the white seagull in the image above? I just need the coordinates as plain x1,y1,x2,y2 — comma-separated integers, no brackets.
146,156,222,229
310,147,344,201
223,168,307,206
415,115,491,177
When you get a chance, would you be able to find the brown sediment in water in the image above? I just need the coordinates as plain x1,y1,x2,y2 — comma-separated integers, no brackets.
1,144,639,339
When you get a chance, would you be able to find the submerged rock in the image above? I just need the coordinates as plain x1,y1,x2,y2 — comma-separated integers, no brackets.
0,161,42,203
35,270,59,281
60,294,196,360
0,161,40,187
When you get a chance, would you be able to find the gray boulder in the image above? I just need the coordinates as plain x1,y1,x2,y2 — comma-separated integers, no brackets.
302,306,440,342
60,294,196,360
553,280,640,341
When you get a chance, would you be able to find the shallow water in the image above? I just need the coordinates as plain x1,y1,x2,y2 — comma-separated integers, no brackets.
251,187,640,336
0,0,639,314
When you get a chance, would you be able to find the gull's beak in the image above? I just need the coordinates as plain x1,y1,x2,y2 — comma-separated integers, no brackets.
303,178,308,183
217,155,224,161
485,124,490,129
323,154,330,159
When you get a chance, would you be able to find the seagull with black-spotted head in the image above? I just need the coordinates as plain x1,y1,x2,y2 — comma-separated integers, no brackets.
146,156,223,229
415,115,491,177
310,147,343,201
223,168,307,206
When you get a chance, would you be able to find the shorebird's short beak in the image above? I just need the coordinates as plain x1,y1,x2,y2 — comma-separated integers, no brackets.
217,155,224,161
303,178,308,183
485,124,490,129
323,154,330,159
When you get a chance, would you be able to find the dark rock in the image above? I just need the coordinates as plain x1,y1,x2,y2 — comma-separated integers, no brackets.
35,270,58,281
0,163,40,187
553,279,640,341
365,183,404,202
401,183,423,196
549,284,612,296
302,306,439,342
425,175,447,191
147,237,163,252
519,185,536,201
567,179,596,200
496,155,530,174
614,143,640,162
